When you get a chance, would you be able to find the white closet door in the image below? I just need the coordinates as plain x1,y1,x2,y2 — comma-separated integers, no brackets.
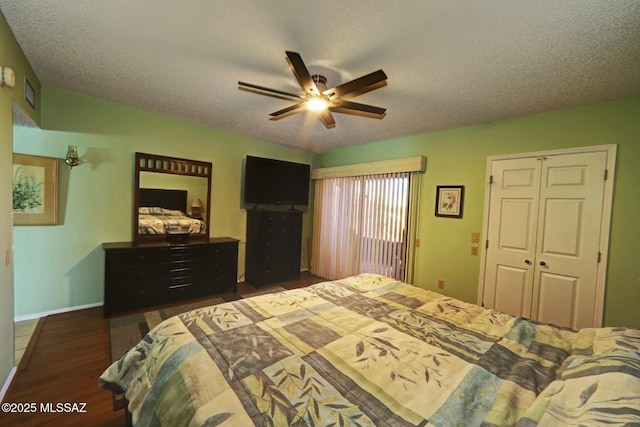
482,150,609,328
482,157,541,318
531,151,607,329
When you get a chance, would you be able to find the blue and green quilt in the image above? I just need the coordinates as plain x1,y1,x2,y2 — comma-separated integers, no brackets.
100,274,640,426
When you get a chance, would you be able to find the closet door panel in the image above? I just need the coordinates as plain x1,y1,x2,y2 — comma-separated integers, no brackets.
532,272,578,328
492,265,530,317
533,151,607,328
539,198,583,257
481,158,540,316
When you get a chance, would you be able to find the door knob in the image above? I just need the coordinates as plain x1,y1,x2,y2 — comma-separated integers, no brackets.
540,261,547,267
524,259,532,265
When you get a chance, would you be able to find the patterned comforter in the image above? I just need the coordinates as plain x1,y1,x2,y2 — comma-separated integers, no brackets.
138,207,206,235
99,274,640,426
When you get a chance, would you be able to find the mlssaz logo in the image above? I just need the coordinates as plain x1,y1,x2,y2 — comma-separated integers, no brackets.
40,402,87,413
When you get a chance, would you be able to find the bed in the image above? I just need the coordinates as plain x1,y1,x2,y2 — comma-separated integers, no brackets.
99,274,640,426
138,188,206,235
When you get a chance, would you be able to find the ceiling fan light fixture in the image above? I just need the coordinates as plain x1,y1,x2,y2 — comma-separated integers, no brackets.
311,74,327,92
306,96,328,111
238,52,387,128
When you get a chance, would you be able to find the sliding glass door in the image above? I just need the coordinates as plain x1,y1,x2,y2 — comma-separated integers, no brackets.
312,172,411,280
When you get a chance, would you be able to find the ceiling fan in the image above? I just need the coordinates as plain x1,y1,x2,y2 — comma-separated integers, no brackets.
238,51,387,129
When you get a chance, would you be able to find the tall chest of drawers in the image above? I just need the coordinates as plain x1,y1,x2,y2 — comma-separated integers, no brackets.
103,237,238,317
245,210,302,286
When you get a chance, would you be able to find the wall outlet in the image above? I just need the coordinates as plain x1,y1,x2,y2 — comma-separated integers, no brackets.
471,245,479,256
437,279,444,289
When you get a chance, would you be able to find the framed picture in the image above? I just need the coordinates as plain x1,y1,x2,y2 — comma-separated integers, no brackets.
435,185,464,218
12,154,58,225
25,77,35,109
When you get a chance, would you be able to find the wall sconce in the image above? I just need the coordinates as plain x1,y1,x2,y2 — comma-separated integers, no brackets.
65,145,80,168
1,66,16,88
190,198,203,219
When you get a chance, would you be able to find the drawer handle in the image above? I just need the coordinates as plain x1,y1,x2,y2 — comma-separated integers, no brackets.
169,267,193,273
169,283,193,289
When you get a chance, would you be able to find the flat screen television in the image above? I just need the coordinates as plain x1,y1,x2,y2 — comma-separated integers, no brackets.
244,156,311,206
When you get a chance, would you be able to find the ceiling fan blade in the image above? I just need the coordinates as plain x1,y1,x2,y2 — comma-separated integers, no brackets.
324,69,387,99
318,109,336,129
238,81,303,100
269,101,306,119
330,99,386,119
285,51,318,95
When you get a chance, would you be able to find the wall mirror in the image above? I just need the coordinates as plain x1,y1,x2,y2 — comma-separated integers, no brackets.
134,152,212,243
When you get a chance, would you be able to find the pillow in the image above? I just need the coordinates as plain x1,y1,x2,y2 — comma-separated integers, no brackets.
138,207,185,216
162,209,185,217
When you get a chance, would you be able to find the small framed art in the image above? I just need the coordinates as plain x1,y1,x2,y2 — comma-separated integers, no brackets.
25,78,35,109
12,153,58,225
435,185,464,218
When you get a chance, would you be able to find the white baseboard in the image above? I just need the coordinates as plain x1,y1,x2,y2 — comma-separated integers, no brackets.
1,366,17,403
14,302,103,323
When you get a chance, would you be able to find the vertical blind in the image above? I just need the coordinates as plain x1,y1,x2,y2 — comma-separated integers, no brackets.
312,171,419,281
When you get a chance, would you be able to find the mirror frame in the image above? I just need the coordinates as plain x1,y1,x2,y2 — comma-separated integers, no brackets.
134,152,212,243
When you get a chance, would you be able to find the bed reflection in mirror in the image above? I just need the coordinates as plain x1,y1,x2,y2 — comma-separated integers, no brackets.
134,153,212,243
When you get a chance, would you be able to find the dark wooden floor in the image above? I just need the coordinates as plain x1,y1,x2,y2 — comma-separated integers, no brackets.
0,273,323,427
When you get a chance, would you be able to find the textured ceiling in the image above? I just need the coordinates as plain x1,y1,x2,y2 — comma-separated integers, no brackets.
1,1,639,153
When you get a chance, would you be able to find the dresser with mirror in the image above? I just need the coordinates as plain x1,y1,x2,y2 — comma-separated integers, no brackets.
102,152,238,317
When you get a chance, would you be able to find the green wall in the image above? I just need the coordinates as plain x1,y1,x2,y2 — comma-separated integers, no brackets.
314,96,640,328
12,86,313,318
1,10,41,394
12,90,640,328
